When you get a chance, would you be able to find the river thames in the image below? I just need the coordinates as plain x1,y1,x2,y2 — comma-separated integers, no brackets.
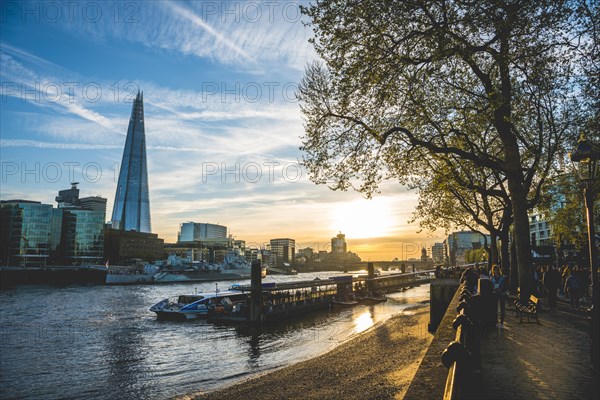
0,272,430,399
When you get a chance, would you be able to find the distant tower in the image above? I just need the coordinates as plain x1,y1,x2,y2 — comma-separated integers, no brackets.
111,91,151,233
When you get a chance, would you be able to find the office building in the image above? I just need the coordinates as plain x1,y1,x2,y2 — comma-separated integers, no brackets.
0,184,107,266
111,91,152,233
0,200,54,266
61,208,105,265
431,242,445,263
79,196,107,213
529,209,553,247
270,238,295,267
55,183,80,208
105,229,164,264
178,222,228,242
447,231,490,266
331,232,347,254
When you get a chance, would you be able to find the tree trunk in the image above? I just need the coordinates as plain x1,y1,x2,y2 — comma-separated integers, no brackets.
490,233,499,267
499,228,510,276
509,229,519,294
507,178,533,303
499,208,513,276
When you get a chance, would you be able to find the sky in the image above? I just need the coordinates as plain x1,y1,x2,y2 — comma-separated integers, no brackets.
0,1,445,260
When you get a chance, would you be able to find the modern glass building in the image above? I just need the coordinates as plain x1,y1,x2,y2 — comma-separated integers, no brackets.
111,91,152,233
1,184,107,266
61,209,106,265
0,201,54,266
178,222,228,242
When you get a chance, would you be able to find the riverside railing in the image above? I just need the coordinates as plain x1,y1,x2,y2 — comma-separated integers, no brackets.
441,282,484,400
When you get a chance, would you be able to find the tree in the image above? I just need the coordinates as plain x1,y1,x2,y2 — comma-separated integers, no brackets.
409,162,513,273
299,0,595,303
538,173,600,266
465,248,488,264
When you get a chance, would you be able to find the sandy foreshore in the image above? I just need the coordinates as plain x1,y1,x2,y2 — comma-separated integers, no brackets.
181,306,432,400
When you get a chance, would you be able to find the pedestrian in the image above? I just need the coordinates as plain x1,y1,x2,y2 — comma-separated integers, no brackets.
491,265,509,327
543,265,561,310
561,265,571,297
461,267,478,294
564,270,581,309
576,267,590,301
533,265,544,297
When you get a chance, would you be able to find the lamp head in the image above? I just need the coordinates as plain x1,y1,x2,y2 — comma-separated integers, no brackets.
569,134,599,182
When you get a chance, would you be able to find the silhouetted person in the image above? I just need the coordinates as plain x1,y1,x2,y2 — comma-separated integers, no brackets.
461,267,478,294
564,270,581,309
491,265,509,326
561,265,571,297
543,265,561,310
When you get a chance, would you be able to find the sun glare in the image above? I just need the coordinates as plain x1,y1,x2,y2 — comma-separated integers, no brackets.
353,311,375,334
331,198,395,239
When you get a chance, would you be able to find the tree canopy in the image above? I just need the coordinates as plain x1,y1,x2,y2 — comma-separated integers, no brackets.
298,0,598,301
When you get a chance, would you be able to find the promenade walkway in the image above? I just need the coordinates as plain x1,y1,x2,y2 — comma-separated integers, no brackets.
478,298,598,400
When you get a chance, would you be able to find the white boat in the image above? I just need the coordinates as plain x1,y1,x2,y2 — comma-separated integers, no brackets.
149,289,248,320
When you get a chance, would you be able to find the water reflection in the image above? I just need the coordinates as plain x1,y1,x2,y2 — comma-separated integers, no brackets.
246,334,261,367
353,308,375,334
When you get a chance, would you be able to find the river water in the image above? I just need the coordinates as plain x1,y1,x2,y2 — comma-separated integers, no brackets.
0,272,430,400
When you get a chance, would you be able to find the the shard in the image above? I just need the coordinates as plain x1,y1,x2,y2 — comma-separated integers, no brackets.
111,91,151,233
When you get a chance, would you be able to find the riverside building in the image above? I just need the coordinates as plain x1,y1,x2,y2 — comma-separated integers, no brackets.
0,183,106,266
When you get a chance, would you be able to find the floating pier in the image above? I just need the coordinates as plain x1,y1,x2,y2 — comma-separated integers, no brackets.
207,262,434,323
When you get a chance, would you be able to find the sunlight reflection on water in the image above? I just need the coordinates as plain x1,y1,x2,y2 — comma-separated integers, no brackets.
353,310,375,333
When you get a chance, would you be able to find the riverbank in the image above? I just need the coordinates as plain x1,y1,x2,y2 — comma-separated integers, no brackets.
182,306,432,400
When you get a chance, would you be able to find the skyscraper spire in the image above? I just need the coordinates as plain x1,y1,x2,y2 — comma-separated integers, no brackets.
111,90,152,233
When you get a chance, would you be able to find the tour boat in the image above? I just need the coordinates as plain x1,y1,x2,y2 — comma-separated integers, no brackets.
150,289,248,320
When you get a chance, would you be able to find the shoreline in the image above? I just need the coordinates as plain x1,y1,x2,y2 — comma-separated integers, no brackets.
180,305,432,400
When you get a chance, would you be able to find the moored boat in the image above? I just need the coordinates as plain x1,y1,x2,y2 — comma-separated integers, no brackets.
356,295,388,305
331,297,359,307
150,289,248,320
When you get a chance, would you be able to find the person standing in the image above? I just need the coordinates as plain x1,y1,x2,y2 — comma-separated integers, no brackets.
564,270,581,309
491,265,509,327
543,265,561,311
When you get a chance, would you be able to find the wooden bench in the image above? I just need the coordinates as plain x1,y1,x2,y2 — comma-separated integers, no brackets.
514,295,539,323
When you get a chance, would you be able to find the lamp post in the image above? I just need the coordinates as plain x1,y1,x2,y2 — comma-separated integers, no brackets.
569,133,599,371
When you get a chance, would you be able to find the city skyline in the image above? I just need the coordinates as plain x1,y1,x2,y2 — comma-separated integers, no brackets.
0,2,444,260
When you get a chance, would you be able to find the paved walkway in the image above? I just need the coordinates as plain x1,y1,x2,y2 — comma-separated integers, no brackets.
477,298,598,400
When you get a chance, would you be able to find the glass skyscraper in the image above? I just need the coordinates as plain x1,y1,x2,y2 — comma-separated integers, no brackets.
111,91,152,233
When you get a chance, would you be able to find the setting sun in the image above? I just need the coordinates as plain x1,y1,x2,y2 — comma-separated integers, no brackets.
331,198,396,239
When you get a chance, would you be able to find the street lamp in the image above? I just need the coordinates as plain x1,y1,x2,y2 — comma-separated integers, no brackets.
569,133,599,371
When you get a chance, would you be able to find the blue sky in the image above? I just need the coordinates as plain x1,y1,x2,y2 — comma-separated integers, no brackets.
0,1,442,260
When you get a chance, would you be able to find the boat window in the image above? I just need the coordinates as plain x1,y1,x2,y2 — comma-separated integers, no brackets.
178,295,204,303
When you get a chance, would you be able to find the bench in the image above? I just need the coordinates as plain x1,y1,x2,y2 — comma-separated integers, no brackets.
514,295,539,323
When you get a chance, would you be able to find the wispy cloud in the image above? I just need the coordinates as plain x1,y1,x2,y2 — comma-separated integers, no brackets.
1,44,116,130
0,139,121,150
48,1,316,71
162,1,255,63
